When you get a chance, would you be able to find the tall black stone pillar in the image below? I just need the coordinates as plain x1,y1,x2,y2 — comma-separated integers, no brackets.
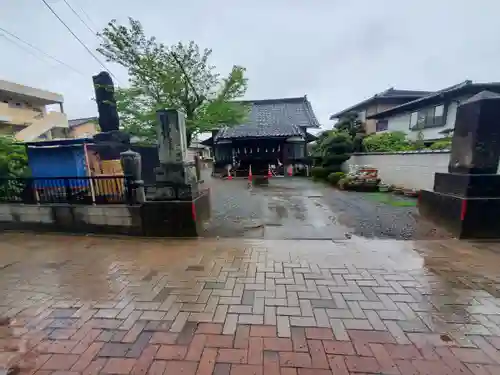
419,91,500,238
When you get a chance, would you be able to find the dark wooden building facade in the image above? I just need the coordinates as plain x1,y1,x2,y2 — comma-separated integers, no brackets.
203,96,319,176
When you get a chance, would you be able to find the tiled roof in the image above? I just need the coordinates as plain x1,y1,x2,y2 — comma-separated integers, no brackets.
329,88,432,119
68,117,97,128
215,96,320,140
367,80,500,120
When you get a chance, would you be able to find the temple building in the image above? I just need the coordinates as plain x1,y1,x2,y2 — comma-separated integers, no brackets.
203,96,320,176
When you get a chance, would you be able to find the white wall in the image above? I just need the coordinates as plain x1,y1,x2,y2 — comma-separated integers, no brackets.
345,151,450,190
383,95,471,141
344,151,500,191
384,112,411,134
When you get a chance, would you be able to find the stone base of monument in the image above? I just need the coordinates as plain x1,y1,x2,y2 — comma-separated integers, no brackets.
433,173,500,197
419,172,500,239
141,188,211,237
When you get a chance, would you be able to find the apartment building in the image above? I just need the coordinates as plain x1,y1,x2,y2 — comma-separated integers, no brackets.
0,79,69,141
68,117,98,138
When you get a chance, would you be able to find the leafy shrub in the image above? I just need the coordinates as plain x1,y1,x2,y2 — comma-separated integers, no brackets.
338,177,350,190
327,172,345,185
311,166,329,180
362,131,412,152
338,175,380,191
0,136,29,200
320,132,353,165
311,131,353,168
429,138,452,150
0,136,28,177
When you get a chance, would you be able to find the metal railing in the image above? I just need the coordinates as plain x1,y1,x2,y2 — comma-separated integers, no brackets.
0,175,136,205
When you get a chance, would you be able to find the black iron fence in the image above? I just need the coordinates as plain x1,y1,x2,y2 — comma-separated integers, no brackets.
0,176,136,205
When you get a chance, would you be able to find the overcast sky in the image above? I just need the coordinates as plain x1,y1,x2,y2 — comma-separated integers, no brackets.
1,0,499,130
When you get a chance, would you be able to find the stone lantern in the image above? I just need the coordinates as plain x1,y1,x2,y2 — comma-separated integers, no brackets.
120,149,145,203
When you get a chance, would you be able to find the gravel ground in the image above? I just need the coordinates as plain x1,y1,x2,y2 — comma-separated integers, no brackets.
201,168,452,240
321,188,452,240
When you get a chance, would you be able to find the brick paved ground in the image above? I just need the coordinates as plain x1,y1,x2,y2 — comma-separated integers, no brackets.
1,233,500,374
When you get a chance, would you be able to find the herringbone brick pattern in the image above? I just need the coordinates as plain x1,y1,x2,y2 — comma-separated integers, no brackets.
1,233,500,374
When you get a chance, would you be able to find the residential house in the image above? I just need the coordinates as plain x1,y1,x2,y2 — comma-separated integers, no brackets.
0,79,69,141
68,117,98,138
203,96,320,175
367,80,500,141
330,88,431,134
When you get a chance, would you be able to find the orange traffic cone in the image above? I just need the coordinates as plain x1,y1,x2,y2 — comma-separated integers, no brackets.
267,165,272,178
287,165,293,177
248,165,253,181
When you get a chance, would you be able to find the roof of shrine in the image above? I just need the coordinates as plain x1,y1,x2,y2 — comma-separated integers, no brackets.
214,96,320,141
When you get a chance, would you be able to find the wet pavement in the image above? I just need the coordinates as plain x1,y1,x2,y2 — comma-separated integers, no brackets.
203,171,451,240
1,232,500,374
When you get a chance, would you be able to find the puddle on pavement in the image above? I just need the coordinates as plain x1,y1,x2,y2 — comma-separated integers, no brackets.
3,231,500,344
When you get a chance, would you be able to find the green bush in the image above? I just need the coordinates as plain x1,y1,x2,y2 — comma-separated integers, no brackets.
429,138,452,150
327,172,345,185
363,131,412,152
311,131,353,168
0,136,29,200
311,166,329,180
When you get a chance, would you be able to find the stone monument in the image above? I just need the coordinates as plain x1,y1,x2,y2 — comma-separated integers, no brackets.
419,91,500,238
152,109,198,200
91,71,144,201
92,71,129,145
140,109,210,237
120,149,146,203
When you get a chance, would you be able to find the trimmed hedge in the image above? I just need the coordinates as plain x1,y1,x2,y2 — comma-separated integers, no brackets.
311,166,330,180
327,172,345,185
311,166,343,180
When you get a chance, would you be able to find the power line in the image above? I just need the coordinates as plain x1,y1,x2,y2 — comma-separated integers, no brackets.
0,26,84,76
70,0,99,31
62,0,96,35
39,0,119,83
0,33,44,61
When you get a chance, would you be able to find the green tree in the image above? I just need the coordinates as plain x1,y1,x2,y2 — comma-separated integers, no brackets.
97,18,250,144
334,112,363,138
312,131,353,168
334,112,365,151
0,136,28,177
0,136,29,199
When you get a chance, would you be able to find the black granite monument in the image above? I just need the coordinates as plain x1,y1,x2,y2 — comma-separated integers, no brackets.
92,71,130,145
419,91,500,238
92,71,145,202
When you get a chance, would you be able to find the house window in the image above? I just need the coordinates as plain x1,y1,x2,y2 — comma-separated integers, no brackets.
409,104,447,129
376,120,388,132
409,112,418,128
434,104,445,124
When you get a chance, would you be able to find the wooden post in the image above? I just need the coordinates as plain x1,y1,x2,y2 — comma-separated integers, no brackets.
83,143,96,204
